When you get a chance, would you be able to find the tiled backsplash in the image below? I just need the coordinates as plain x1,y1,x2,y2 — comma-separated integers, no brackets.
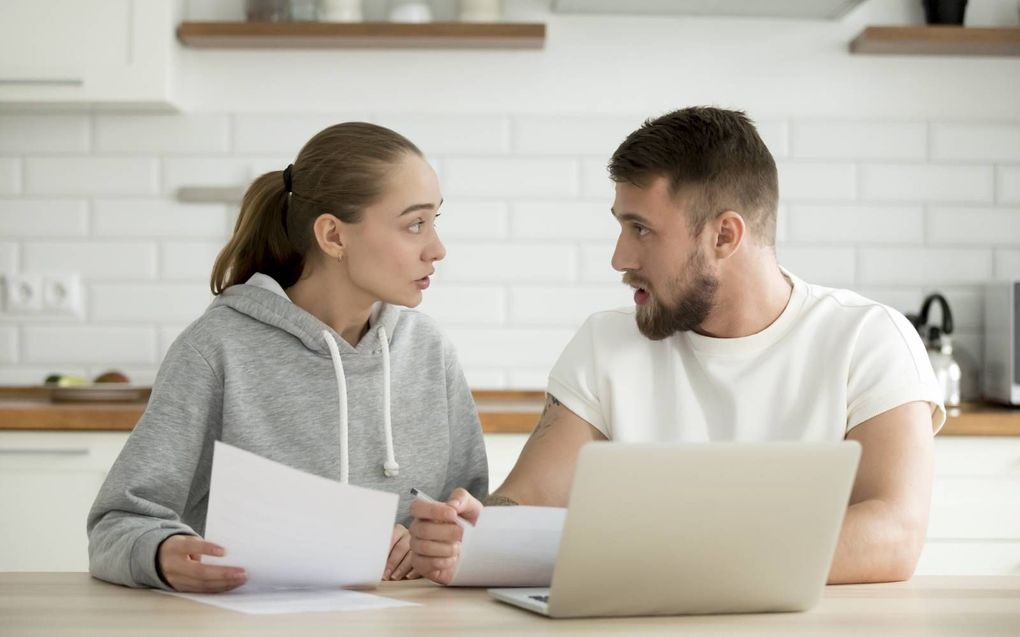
1,112,1018,397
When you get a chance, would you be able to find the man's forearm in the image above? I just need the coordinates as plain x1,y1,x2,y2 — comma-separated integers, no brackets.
827,499,926,584
482,493,519,506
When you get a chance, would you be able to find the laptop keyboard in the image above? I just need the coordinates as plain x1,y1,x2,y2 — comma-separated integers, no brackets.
528,595,550,604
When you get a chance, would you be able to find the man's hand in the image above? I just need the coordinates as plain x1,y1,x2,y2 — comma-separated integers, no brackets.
408,488,483,584
157,535,247,593
385,524,421,581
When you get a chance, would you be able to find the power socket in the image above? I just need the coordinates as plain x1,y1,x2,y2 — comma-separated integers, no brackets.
1,272,82,317
2,273,44,313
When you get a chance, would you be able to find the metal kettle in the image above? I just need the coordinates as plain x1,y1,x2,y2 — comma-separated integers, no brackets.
906,293,961,409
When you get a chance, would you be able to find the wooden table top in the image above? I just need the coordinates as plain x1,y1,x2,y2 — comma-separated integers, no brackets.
0,573,1017,636
1,387,1018,436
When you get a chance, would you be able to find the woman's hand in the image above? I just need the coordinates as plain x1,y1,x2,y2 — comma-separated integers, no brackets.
157,535,247,593
385,524,420,581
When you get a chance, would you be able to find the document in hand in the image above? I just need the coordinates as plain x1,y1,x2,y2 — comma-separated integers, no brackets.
449,506,566,587
203,441,398,590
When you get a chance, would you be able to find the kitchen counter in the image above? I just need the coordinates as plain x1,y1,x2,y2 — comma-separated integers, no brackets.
0,387,1017,435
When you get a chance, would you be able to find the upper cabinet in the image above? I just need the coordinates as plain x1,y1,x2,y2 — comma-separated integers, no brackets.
0,0,180,110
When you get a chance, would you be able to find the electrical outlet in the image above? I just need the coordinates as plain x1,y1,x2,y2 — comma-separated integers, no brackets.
2,273,44,313
41,273,82,317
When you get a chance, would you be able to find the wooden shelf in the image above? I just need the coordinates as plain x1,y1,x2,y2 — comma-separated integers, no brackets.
176,21,545,49
850,26,1020,56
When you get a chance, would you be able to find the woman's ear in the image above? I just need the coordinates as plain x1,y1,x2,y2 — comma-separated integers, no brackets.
712,210,745,259
312,213,345,261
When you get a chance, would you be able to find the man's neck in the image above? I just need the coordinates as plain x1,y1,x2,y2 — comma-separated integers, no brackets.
696,252,793,339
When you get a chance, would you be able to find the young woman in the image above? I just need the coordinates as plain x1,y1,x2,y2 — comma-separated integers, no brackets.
87,123,488,593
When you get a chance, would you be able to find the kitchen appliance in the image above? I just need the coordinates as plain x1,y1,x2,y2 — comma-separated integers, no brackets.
983,282,1020,405
907,293,961,409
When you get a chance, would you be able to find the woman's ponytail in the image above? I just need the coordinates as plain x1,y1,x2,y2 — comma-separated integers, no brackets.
210,170,304,295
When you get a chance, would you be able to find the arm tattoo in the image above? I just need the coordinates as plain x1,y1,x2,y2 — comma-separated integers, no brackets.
483,494,520,506
529,393,562,442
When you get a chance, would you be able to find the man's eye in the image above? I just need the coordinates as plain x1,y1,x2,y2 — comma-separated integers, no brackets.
633,224,648,237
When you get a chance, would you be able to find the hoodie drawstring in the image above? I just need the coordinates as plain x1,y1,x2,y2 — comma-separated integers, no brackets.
322,328,399,484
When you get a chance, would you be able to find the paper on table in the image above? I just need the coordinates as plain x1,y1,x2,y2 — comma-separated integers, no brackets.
449,506,566,587
202,441,398,590
162,588,418,615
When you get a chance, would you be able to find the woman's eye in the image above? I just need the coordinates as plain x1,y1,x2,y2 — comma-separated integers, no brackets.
409,221,423,234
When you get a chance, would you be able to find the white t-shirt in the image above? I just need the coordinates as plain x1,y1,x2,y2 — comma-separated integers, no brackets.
548,271,946,442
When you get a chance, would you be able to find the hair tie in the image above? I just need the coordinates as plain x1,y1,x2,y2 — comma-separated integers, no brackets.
282,164,294,193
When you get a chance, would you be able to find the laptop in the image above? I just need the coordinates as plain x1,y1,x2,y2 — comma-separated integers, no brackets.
489,441,860,618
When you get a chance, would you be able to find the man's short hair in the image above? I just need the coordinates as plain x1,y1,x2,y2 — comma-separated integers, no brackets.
609,107,779,245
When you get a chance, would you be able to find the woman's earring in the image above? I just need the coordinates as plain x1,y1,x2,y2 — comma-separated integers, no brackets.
337,252,344,264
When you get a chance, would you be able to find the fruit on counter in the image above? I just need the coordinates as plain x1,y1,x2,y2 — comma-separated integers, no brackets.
43,373,89,387
94,370,131,384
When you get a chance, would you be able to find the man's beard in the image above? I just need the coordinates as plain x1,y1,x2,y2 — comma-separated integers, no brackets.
625,250,719,341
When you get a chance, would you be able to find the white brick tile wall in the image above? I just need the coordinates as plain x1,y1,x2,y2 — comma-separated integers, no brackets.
161,157,257,193
446,327,575,368
791,121,926,160
0,326,16,364
580,243,619,283
0,158,21,194
776,246,856,287
0,200,88,237
232,114,366,154
931,123,1020,162
995,250,1020,279
935,287,984,330
853,287,925,316
511,201,617,240
928,207,1020,245
0,116,89,153
513,115,639,156
24,157,158,196
416,285,505,325
95,115,230,154
93,200,228,238
999,167,1020,204
91,284,213,322
581,158,614,199
462,368,507,389
160,325,188,359
372,114,510,155
22,326,157,364
439,243,576,282
507,370,551,389
510,286,631,326
444,158,578,198
0,243,17,271
860,164,994,203
754,120,789,159
22,243,157,280
858,248,993,286
161,242,223,280
777,162,857,201
435,200,508,239
786,205,923,243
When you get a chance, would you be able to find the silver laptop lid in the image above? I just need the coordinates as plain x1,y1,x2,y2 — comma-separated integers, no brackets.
546,442,861,618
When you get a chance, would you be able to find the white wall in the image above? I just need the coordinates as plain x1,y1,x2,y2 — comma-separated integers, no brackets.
1,0,1019,396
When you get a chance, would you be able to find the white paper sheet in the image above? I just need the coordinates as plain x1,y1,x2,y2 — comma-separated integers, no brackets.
450,506,566,587
202,441,398,590
161,588,418,615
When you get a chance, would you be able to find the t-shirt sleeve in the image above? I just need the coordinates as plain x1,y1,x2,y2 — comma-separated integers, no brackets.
846,306,946,434
546,315,610,437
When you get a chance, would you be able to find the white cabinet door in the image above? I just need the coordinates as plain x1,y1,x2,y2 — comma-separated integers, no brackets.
0,432,129,572
0,0,178,109
917,436,1020,576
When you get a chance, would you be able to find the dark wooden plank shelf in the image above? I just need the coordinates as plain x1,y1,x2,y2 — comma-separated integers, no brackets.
850,26,1020,56
177,21,546,49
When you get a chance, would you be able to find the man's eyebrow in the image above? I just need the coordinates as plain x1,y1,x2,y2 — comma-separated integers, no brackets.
610,208,651,225
398,199,444,217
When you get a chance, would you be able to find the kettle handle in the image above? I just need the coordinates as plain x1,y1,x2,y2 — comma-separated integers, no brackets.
917,293,954,335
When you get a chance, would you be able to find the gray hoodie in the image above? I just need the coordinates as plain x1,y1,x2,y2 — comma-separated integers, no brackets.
87,273,488,589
